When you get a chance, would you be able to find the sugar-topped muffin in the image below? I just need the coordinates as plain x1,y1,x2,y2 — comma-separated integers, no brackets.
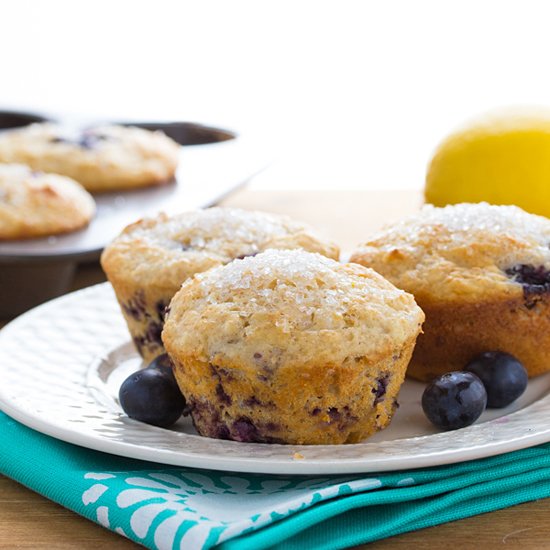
162,249,424,445
101,208,340,363
0,123,179,192
350,202,550,380
0,163,95,240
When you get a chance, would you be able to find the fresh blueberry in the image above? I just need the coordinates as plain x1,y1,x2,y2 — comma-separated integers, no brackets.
232,417,259,442
372,374,389,405
146,353,178,383
77,132,105,149
422,371,487,430
119,362,185,428
465,351,528,408
505,264,550,291
505,264,550,307
50,131,109,149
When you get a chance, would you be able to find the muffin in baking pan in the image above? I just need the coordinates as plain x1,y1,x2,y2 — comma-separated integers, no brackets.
0,163,95,240
101,208,340,363
350,202,550,380
0,123,179,192
162,249,424,445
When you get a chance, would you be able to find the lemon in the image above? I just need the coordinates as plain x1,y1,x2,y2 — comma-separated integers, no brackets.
425,108,550,218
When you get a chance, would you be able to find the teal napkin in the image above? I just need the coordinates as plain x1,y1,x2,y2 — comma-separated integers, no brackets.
2,411,550,550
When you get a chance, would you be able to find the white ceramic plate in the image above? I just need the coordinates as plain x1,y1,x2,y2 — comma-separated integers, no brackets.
1,283,550,475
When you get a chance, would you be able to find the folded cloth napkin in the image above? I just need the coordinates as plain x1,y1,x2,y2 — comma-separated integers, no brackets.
2,411,550,550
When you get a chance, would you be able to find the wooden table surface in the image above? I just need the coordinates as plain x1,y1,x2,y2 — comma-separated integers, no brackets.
1,188,549,549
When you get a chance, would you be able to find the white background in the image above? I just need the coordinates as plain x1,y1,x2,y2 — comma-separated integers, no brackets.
1,0,550,190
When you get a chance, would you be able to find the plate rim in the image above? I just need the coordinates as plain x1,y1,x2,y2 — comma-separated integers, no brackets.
1,283,550,475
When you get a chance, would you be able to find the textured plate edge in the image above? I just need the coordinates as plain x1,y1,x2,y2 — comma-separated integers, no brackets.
3,391,550,475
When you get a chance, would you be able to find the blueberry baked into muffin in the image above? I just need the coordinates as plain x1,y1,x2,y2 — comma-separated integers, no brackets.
0,123,179,192
101,208,340,363
162,249,424,445
350,202,550,380
0,163,95,239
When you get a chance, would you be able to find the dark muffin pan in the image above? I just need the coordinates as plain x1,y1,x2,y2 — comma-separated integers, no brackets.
118,121,235,146
0,109,51,130
0,111,270,316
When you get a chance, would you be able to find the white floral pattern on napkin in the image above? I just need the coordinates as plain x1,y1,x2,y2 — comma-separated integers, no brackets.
82,470,385,549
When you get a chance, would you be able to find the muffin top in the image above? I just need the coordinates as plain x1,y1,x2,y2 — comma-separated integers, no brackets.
350,202,550,305
0,163,95,240
162,249,424,368
100,208,340,291
0,123,179,192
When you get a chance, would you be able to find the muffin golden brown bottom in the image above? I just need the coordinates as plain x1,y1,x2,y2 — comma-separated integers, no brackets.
407,294,550,381
172,338,418,445
108,283,171,364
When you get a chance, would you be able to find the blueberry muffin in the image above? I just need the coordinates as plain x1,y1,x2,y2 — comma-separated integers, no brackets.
162,249,424,445
0,123,179,192
0,163,95,239
101,208,340,363
350,202,550,380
